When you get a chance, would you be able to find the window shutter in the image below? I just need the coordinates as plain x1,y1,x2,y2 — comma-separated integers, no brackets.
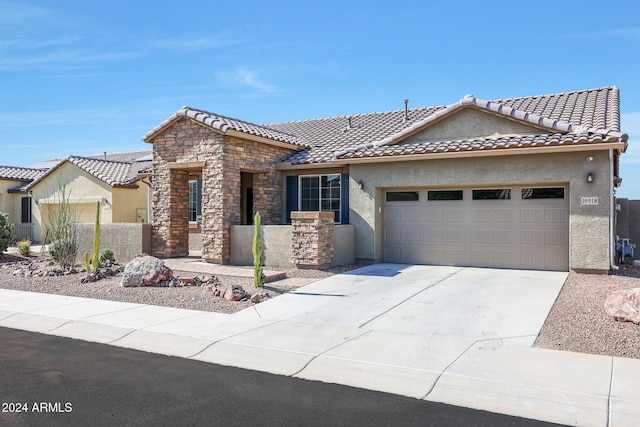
285,175,298,224
340,173,349,224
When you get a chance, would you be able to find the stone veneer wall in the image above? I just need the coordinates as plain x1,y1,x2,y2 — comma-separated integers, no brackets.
291,211,335,268
149,118,294,262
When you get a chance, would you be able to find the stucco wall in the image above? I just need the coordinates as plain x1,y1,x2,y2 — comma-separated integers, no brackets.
229,224,355,267
112,186,148,223
30,163,113,242
0,179,23,228
349,150,613,271
76,223,152,264
406,108,549,142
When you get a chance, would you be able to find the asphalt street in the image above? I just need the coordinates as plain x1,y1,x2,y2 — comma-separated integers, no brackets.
0,327,561,427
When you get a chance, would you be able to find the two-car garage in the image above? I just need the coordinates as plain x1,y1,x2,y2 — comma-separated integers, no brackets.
382,185,569,271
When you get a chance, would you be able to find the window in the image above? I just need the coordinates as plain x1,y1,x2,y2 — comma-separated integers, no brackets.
21,196,31,223
188,180,202,222
428,190,463,201
472,189,511,200
300,174,341,222
522,187,565,199
386,191,419,202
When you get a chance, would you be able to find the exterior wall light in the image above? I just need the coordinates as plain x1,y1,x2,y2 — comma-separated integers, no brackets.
586,172,594,183
358,180,364,190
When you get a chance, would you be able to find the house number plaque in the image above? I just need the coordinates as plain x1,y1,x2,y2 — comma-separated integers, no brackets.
581,197,599,205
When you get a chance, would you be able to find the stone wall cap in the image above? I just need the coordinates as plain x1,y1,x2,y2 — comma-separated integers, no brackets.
291,211,336,219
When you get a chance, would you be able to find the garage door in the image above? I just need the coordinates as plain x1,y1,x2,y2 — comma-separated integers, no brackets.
383,186,568,271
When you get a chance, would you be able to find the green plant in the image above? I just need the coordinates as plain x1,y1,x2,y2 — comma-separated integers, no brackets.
252,212,266,288
99,248,115,265
44,180,80,269
84,201,101,273
17,239,31,256
0,213,13,255
48,239,77,265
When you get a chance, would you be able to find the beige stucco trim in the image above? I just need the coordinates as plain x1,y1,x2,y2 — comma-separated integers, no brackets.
168,161,206,170
331,142,626,165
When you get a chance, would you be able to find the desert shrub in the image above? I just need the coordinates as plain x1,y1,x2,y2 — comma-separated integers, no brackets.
44,180,80,269
17,239,31,256
48,239,78,267
99,248,115,265
0,213,13,255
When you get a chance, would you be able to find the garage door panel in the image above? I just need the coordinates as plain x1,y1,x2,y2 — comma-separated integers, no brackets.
520,230,544,245
385,207,404,222
521,208,543,223
493,230,514,244
545,208,567,223
472,229,493,244
445,229,465,243
472,209,491,222
404,228,422,242
446,209,465,222
427,229,444,242
494,208,514,222
404,208,421,222
545,230,567,245
383,185,568,271
423,208,443,222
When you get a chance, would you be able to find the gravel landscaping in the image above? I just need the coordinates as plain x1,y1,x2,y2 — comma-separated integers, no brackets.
0,253,366,315
1,252,639,360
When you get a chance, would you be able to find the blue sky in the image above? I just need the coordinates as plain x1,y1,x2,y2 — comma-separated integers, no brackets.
1,0,639,197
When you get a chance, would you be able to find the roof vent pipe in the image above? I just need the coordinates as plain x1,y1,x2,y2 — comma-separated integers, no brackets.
348,116,353,129
104,151,107,160
404,99,409,121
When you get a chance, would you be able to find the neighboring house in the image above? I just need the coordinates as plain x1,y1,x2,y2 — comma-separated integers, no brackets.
144,86,628,273
0,165,48,240
0,151,152,243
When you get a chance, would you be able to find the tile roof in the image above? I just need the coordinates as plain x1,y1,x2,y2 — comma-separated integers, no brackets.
144,86,626,166
0,165,47,182
143,107,304,147
272,86,626,164
86,150,152,163
22,155,151,192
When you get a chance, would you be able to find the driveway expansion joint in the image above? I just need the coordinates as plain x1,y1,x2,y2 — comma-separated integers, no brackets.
187,319,286,358
290,329,373,377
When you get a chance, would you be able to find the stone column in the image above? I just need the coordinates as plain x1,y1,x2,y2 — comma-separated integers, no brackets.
152,168,189,257
291,211,335,268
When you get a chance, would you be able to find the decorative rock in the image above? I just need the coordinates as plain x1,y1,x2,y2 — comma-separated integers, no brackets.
604,288,640,324
250,294,261,303
224,284,249,301
121,254,173,287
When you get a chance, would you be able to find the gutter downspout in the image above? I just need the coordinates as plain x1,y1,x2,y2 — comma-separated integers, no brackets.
610,149,619,271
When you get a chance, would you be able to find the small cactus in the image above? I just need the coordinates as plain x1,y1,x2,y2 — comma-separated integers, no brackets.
252,212,266,288
84,201,101,273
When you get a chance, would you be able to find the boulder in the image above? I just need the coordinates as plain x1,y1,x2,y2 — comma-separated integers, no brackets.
121,255,173,287
604,288,640,324
224,284,249,301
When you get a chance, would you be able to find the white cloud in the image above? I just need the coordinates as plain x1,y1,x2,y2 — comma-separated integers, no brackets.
216,67,276,94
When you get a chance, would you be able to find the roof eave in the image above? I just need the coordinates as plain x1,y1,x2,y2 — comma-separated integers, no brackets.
226,130,304,151
331,141,627,165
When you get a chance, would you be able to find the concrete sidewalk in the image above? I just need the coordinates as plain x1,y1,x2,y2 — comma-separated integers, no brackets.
1,264,638,427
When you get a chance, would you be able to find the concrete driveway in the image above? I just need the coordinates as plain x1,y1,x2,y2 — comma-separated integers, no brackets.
3,264,639,426
241,264,566,341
